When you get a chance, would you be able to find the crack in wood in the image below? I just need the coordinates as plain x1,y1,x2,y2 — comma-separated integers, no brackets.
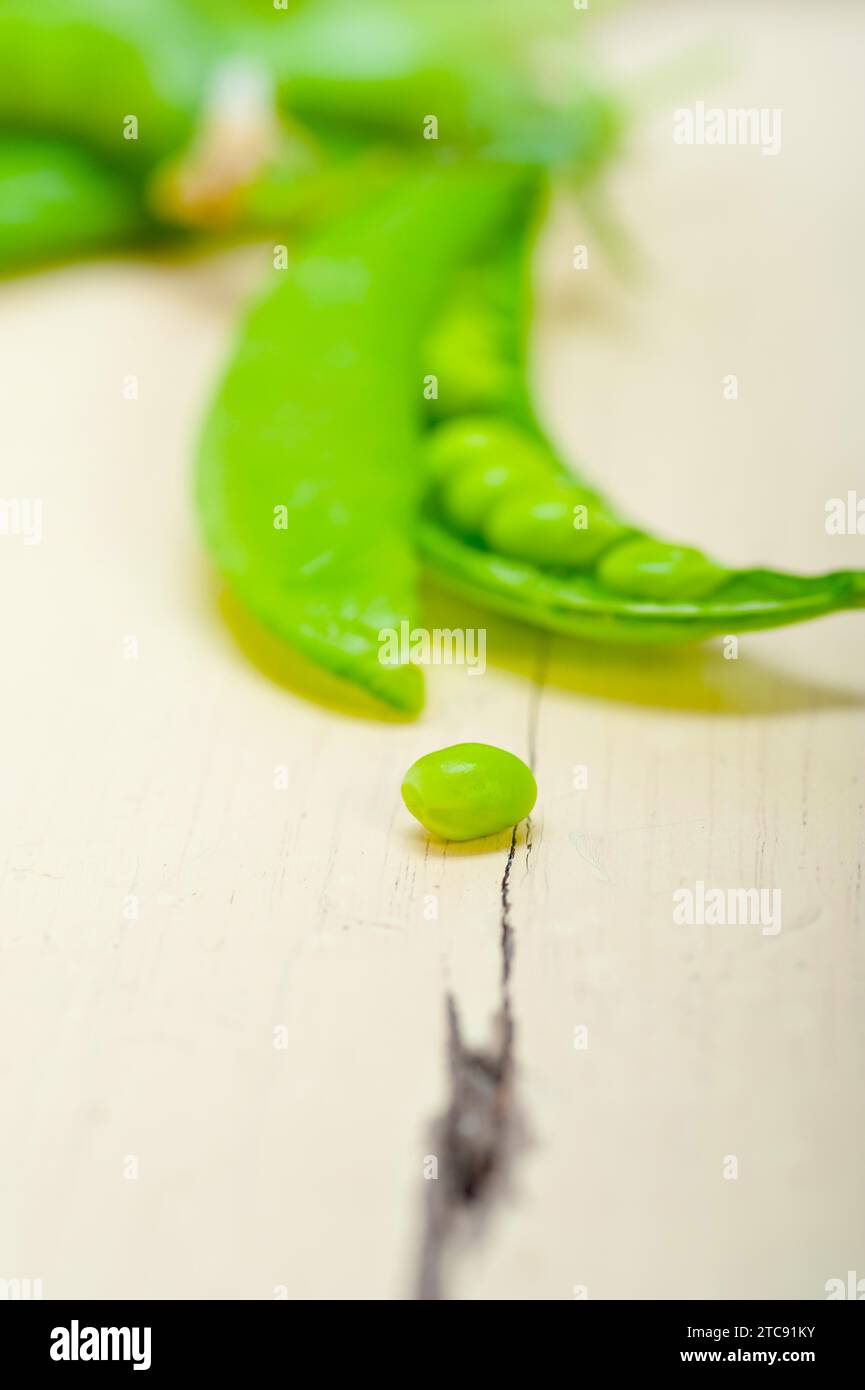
415,880,519,1301
415,637,549,1300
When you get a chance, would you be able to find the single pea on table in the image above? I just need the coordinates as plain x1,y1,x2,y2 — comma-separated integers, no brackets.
401,742,537,843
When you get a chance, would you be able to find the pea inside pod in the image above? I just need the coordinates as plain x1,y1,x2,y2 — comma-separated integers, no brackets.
485,484,627,567
401,742,537,842
424,301,520,421
441,457,554,537
425,416,553,487
596,538,729,601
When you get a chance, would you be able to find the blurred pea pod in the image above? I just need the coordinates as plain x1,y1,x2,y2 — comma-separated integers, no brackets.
0,135,153,268
255,0,618,171
0,0,618,238
0,0,217,172
0,0,616,165
0,124,410,272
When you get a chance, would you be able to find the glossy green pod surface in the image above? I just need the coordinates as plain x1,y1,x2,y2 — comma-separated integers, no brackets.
418,521,865,643
196,160,537,713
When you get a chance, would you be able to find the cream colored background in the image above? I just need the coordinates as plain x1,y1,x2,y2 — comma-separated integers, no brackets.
1,1,863,1299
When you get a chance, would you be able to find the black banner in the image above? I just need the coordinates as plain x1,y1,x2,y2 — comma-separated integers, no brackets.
0,1299,860,1375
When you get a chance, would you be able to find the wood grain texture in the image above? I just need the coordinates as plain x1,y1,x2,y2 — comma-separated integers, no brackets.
1,0,863,1300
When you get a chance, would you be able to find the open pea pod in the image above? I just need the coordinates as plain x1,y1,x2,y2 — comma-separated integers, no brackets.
196,159,537,714
419,523,865,643
417,217,865,642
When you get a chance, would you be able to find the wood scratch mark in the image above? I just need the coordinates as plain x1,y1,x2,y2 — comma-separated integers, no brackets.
414,636,547,1299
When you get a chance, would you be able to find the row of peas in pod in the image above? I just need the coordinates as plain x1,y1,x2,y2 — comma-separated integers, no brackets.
424,415,728,601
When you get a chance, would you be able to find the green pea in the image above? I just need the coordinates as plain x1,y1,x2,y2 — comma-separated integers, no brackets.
441,456,550,536
596,538,729,600
424,416,552,487
401,742,537,842
484,485,625,567
424,303,518,420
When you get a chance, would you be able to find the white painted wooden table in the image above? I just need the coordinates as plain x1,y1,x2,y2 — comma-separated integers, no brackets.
1,0,863,1299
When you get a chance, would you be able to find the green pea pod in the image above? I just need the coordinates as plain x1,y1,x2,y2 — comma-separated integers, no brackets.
419,524,865,643
0,125,412,272
0,43,426,272
0,0,217,172
0,136,155,269
418,226,865,641
196,159,537,713
262,0,619,170
0,0,618,266
0,0,618,179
